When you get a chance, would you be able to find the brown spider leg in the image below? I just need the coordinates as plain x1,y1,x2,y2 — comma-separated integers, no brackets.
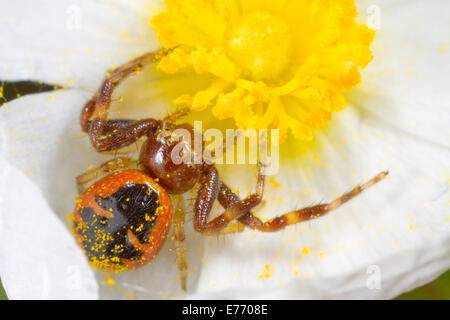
203,177,247,236
172,195,188,291
83,107,187,153
204,221,246,236
83,48,173,124
83,48,174,152
193,164,265,234
81,92,160,152
218,171,389,232
80,93,99,132
76,157,141,193
90,118,160,152
163,108,191,124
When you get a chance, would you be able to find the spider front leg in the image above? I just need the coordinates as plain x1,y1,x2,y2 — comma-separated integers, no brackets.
81,48,173,152
88,118,159,152
76,157,141,193
218,171,389,232
193,164,265,234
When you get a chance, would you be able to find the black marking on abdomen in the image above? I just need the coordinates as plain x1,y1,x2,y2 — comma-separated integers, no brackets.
76,184,160,264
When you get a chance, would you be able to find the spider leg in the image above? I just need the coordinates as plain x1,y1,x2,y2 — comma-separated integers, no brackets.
172,195,188,291
80,93,99,132
76,157,141,194
193,164,265,234
89,118,159,152
163,108,191,124
204,221,246,236
218,171,389,232
202,178,247,236
81,48,174,152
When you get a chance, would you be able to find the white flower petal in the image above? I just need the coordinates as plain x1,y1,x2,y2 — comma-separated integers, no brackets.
0,155,98,299
353,0,450,147
0,0,164,87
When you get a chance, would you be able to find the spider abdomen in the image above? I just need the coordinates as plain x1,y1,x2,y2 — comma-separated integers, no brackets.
72,170,173,272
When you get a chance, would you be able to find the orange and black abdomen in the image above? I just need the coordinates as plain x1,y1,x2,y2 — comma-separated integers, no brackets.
72,170,173,272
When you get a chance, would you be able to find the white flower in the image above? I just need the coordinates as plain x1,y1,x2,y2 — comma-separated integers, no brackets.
0,0,449,300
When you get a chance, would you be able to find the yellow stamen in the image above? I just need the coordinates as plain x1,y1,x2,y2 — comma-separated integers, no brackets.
151,0,375,142
227,11,292,81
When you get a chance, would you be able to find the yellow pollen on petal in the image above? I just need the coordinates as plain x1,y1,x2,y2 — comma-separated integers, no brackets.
106,276,115,286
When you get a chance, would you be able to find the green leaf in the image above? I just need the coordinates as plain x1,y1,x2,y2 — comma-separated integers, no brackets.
397,271,450,300
0,279,7,300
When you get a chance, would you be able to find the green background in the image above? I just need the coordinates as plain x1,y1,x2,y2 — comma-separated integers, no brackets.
0,280,6,300
0,81,448,300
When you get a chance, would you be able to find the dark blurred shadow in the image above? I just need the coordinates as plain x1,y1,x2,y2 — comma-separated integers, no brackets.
1,80,59,104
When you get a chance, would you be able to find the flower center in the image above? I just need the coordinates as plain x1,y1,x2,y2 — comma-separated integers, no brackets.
151,0,375,143
227,11,292,81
